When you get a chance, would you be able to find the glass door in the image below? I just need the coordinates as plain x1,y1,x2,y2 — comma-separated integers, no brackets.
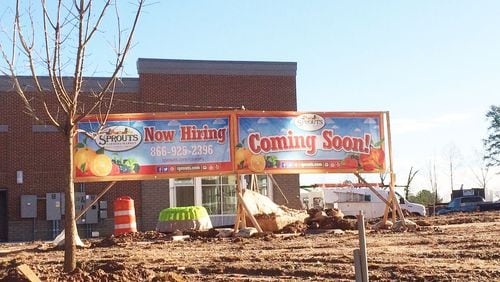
173,178,195,207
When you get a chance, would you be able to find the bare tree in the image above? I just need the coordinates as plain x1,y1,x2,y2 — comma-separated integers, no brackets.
0,0,144,272
470,148,494,190
379,172,388,188
403,166,419,199
443,143,461,192
428,160,439,215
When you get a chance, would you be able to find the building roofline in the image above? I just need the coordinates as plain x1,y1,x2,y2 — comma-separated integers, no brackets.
0,76,139,93
137,58,297,76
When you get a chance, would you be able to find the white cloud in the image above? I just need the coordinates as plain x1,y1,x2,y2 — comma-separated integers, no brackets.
168,120,181,126
257,117,270,124
213,118,226,125
325,118,336,124
364,118,377,124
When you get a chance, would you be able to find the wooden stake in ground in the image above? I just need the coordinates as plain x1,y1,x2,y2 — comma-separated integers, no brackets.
16,264,41,282
357,211,369,282
383,112,406,226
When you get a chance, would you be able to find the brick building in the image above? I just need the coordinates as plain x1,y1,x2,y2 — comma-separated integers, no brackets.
0,58,300,241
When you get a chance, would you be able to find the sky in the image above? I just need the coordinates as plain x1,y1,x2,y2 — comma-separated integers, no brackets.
4,1,500,201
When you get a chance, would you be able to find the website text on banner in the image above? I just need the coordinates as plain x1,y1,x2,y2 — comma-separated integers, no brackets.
74,112,232,182
235,112,385,174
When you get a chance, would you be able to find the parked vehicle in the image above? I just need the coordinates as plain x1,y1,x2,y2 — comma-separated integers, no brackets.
300,186,426,219
436,196,500,215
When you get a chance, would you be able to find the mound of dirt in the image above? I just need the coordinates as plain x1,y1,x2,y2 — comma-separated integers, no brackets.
92,231,170,247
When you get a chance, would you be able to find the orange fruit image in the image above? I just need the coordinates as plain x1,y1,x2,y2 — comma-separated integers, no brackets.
74,147,97,173
359,148,385,171
342,157,359,169
90,154,113,177
235,147,252,168
248,154,266,172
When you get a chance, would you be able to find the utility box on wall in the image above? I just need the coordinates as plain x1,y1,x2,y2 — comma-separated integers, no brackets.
21,195,37,218
99,200,108,219
84,195,98,224
75,192,86,224
59,192,101,224
46,193,62,220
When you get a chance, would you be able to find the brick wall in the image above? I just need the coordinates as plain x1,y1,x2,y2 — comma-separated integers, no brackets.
1,88,143,240
0,59,300,241
272,174,301,209
140,74,297,112
140,180,170,231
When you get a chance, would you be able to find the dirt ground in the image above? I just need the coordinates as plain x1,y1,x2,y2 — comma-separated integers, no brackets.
1,211,499,281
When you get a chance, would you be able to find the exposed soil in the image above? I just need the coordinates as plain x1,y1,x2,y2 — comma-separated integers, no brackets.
1,211,499,281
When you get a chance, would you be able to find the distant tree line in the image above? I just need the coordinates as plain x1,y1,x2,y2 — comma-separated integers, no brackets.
408,190,443,206
484,105,500,167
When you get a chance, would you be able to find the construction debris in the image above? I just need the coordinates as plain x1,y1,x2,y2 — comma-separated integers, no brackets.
236,227,258,238
392,219,418,232
304,208,358,230
242,190,308,232
371,220,394,231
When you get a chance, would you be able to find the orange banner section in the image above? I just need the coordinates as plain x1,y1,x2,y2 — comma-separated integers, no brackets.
75,111,386,182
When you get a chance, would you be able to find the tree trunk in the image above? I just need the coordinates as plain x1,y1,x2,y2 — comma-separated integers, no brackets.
64,130,77,272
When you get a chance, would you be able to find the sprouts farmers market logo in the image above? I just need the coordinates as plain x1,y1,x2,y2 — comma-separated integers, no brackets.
294,114,325,131
96,126,142,152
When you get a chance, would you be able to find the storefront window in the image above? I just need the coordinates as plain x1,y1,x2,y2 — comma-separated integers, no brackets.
256,175,268,196
245,174,270,196
202,176,237,215
175,178,195,207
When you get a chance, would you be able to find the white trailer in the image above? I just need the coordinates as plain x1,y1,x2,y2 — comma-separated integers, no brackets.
301,186,426,219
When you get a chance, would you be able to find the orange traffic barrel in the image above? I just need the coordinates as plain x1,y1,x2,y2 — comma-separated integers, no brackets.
113,196,137,235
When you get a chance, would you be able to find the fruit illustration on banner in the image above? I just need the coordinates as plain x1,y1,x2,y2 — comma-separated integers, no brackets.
74,146,97,174
342,156,359,169
112,157,140,174
74,138,138,177
248,154,266,172
359,146,385,171
90,153,113,176
110,163,121,175
235,140,269,172
235,145,252,169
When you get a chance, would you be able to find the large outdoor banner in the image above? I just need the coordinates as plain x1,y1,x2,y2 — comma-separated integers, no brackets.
75,111,386,182
74,112,232,182
235,111,385,174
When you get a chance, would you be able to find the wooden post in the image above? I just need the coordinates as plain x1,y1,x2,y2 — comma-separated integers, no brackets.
354,173,390,206
382,192,392,223
358,210,369,282
237,192,263,232
250,174,255,191
234,176,247,231
353,249,363,282
384,112,406,225
234,201,242,232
